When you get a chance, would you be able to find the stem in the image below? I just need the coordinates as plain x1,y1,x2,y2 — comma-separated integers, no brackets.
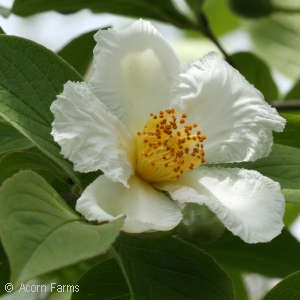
198,13,237,69
270,100,300,111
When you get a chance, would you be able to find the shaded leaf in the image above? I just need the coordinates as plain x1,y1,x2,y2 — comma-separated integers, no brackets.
0,151,69,186
71,258,130,300
113,234,235,300
224,268,249,300
198,229,300,278
219,144,300,192
263,271,300,300
0,170,124,287
284,77,300,100
80,170,103,190
0,240,10,296
274,114,300,149
42,252,112,287
283,203,300,227
185,0,205,15
57,29,98,77
12,0,193,30
231,51,278,100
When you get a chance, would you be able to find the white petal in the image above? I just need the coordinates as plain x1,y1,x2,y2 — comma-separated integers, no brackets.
172,52,286,164
154,167,285,243
88,19,183,135
76,175,182,233
51,81,135,187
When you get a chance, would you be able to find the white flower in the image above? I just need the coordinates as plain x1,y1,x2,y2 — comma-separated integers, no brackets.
51,20,286,243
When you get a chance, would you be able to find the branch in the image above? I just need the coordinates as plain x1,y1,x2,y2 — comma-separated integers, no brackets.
197,13,237,69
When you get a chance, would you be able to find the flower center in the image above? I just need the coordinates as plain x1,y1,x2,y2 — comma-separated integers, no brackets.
136,109,206,183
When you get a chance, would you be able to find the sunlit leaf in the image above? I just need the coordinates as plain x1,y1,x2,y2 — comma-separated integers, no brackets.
0,35,83,187
0,120,33,154
250,15,300,79
0,6,10,17
203,0,240,36
0,170,124,287
282,189,300,205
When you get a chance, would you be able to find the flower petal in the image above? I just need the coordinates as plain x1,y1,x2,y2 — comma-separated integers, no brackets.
172,52,285,164
88,19,183,135
76,175,183,233
154,167,285,243
51,81,135,187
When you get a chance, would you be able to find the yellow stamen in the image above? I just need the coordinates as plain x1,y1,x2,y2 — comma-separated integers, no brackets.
135,109,206,182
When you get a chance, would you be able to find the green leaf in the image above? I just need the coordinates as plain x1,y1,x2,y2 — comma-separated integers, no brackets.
0,170,124,287
0,120,33,154
0,241,10,296
250,15,300,79
185,0,205,15
282,189,300,204
284,77,300,100
262,271,300,300
80,170,103,191
0,27,5,34
231,52,278,100
0,6,10,17
12,0,194,30
219,144,300,192
227,0,273,19
71,258,130,300
113,234,235,300
203,0,240,36
0,151,69,186
198,229,300,278
274,114,300,149
57,29,98,77
0,35,83,187
283,203,300,227
42,252,112,287
223,268,249,300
